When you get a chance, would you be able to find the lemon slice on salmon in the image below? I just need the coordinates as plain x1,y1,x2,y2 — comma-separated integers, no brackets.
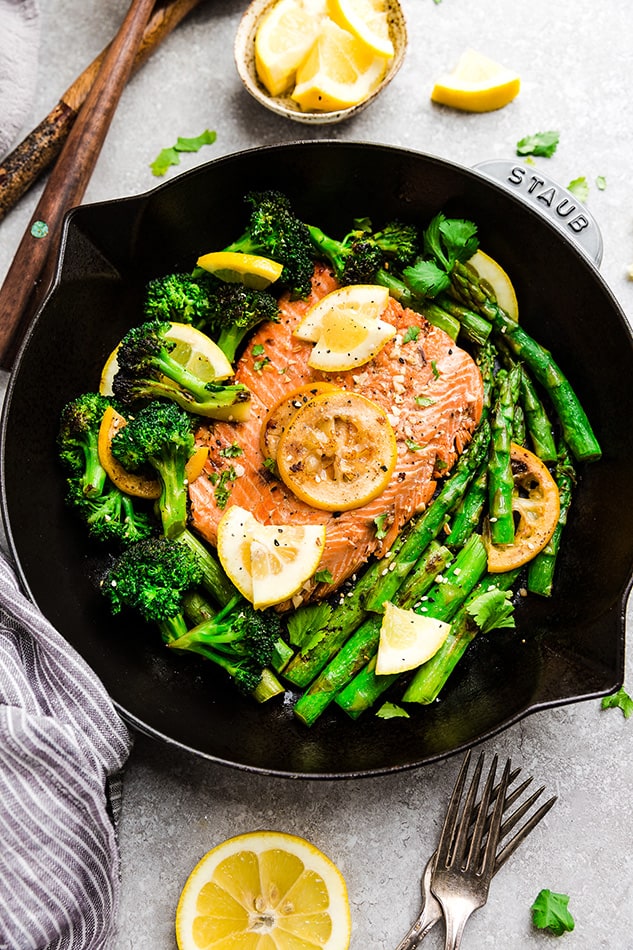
196,251,284,289
175,830,351,950
376,602,451,675
217,505,326,608
277,390,397,510
260,381,340,460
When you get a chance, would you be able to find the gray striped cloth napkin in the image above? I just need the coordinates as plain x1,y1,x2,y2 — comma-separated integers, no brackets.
0,552,133,950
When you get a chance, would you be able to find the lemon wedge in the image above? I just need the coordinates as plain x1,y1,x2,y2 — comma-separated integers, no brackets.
175,830,352,950
376,602,451,675
291,17,388,111
431,48,520,113
196,250,284,289
327,0,394,58
295,283,395,371
217,505,326,608
467,249,519,321
255,0,324,97
97,406,161,499
164,321,235,381
99,344,120,397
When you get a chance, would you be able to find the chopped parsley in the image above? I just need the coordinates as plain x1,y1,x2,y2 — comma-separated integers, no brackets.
251,344,266,356
531,890,575,936
252,343,270,372
415,395,436,408
431,360,440,378
596,175,607,191
373,513,389,540
601,686,633,718
376,701,410,719
219,442,243,459
466,587,515,632
150,129,216,177
567,176,589,202
516,131,560,158
314,568,334,585
209,466,237,509
405,438,424,452
402,325,421,344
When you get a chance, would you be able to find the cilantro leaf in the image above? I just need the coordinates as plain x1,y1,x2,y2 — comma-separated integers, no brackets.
402,259,451,298
374,512,389,540
516,131,560,158
402,325,421,344
596,175,607,191
314,568,334,584
286,601,332,650
150,129,217,177
567,176,589,202
439,217,479,264
531,889,575,936
601,686,633,718
376,701,410,719
466,587,515,633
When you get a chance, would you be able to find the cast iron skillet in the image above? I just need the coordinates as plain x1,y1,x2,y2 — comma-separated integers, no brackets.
2,142,632,778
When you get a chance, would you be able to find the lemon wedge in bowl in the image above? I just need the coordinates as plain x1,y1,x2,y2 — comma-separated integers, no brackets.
431,48,520,113
327,0,394,58
376,602,451,675
254,0,323,96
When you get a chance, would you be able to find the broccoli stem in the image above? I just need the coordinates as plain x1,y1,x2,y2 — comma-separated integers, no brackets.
363,417,492,613
157,614,189,644
178,528,238,607
292,543,452,727
488,365,522,545
252,668,285,703
154,450,189,539
402,568,520,704
450,261,601,462
335,534,490,718
527,441,576,596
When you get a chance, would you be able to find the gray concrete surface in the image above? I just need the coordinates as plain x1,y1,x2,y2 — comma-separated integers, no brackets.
1,0,632,947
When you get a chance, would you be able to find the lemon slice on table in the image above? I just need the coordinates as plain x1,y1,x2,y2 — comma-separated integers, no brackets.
254,0,324,97
485,443,560,573
291,18,388,111
295,284,395,371
97,406,161,499
175,830,351,950
260,381,340,461
196,251,284,289
376,602,451,675
468,249,519,321
431,48,520,113
327,0,394,58
217,505,326,608
277,390,397,511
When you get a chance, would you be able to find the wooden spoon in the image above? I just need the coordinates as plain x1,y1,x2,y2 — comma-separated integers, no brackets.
0,0,157,369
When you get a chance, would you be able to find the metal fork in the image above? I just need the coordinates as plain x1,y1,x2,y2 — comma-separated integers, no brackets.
395,757,556,949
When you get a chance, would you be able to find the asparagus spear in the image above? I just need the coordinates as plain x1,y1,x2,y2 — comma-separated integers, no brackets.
518,366,557,461
527,440,576,596
488,364,522,545
335,534,489,718
449,260,601,462
363,417,491,613
293,543,452,727
444,461,488,549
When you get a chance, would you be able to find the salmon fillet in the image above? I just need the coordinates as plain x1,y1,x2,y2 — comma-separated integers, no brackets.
189,264,484,604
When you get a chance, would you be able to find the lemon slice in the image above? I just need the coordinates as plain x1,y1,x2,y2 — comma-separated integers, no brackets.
431,48,520,113
99,344,120,396
468,250,519,321
175,830,351,950
327,0,394,58
164,321,235,381
97,406,161,499
376,602,451,675
291,17,388,111
295,284,395,371
217,505,326,607
260,381,340,461
254,0,324,97
277,390,397,511
196,251,284,289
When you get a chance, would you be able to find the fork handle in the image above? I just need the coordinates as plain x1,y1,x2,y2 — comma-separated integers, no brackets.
394,901,442,949
441,897,477,950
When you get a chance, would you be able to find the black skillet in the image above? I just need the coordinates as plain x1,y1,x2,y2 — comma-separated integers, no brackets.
2,142,632,777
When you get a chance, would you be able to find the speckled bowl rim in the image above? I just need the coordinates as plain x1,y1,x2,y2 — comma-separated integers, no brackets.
234,0,408,124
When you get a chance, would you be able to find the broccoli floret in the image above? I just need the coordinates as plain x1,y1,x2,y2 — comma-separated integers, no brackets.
203,280,280,363
168,594,284,696
143,273,215,328
66,477,154,547
101,536,203,643
112,319,251,417
307,217,419,286
110,399,195,539
224,190,315,299
58,393,111,497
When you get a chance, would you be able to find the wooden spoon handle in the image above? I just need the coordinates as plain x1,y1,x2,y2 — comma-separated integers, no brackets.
0,0,204,223
0,0,156,369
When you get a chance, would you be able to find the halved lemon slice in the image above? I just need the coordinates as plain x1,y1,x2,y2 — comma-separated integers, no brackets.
485,443,560,572
327,0,394,58
217,505,326,607
196,251,284,290
291,17,388,111
295,284,395,371
164,321,235,381
468,249,519,321
277,390,397,511
175,830,351,950
431,48,520,113
97,405,161,499
99,345,120,396
254,0,324,97
260,381,340,461
376,602,451,675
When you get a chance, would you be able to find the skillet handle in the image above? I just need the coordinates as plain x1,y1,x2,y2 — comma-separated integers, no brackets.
474,159,603,266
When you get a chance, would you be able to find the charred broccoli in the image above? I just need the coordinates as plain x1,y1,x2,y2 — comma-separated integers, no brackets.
109,399,195,539
143,272,215,328
202,279,280,363
65,477,154,547
307,217,419,286
112,319,251,417
58,392,111,497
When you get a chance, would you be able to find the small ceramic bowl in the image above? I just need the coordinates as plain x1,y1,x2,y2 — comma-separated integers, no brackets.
234,0,408,125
